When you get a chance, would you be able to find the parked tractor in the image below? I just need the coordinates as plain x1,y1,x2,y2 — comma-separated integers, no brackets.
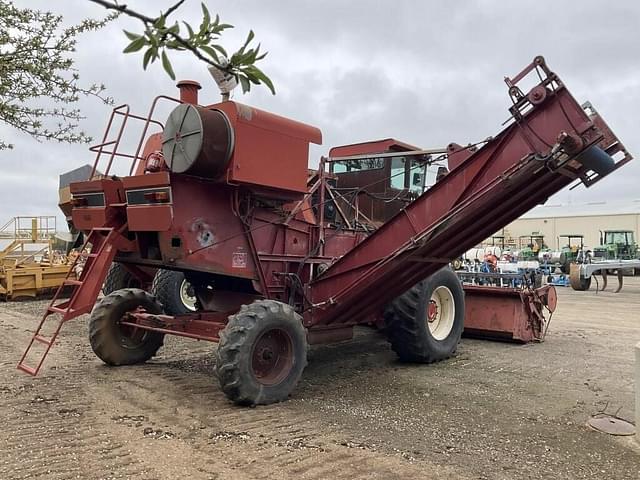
593,230,638,260
516,233,548,261
539,234,589,273
18,57,632,405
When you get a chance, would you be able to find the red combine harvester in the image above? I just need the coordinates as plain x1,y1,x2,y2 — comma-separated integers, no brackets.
18,57,631,405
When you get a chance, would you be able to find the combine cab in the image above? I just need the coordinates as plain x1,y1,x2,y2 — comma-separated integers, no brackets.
18,56,632,405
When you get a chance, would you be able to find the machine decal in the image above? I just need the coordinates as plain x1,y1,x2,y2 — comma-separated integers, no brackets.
232,250,248,268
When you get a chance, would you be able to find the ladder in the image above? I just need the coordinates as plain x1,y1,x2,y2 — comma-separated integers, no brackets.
17,227,119,376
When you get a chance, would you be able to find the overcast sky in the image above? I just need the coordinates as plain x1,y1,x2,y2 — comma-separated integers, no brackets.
2,0,639,229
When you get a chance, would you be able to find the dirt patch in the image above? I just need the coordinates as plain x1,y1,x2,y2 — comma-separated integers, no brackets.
0,279,638,479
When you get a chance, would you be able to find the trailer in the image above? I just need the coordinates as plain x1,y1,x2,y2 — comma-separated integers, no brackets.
17,56,632,405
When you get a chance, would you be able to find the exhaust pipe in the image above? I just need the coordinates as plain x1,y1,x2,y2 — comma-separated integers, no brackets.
176,80,202,105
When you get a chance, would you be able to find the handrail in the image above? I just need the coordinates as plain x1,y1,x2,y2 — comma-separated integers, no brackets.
87,95,181,179
130,95,182,175
90,104,129,178
0,217,57,239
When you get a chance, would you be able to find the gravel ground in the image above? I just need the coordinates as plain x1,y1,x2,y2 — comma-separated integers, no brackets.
0,279,639,479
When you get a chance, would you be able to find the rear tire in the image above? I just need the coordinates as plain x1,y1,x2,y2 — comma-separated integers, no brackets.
89,288,165,366
103,263,140,295
216,300,308,406
151,269,197,315
384,267,464,363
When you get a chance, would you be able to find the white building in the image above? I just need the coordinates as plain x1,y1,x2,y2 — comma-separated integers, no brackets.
501,200,640,250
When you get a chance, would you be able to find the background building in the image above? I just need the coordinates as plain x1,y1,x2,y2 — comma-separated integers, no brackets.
499,200,640,250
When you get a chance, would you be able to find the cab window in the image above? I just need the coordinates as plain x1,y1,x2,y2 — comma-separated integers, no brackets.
332,157,385,173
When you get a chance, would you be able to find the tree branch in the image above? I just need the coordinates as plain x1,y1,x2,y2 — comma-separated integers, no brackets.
87,0,223,69
164,0,186,18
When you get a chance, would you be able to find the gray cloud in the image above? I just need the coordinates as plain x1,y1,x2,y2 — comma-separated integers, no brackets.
2,0,639,227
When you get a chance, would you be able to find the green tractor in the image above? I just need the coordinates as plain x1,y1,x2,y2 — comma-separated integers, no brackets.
593,230,638,260
517,233,548,261
537,234,590,273
558,234,590,269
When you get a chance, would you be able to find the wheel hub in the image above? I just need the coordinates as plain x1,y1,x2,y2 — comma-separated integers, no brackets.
258,347,274,361
251,329,294,386
117,307,150,349
426,286,456,341
179,279,197,312
427,301,438,322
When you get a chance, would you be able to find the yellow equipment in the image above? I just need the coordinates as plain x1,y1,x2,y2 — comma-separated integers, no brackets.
0,217,75,300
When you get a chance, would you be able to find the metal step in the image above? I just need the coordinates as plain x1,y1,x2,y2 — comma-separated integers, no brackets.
16,364,37,375
33,335,52,346
47,306,69,315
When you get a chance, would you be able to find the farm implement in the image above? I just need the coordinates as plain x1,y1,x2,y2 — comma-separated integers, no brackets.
18,57,631,405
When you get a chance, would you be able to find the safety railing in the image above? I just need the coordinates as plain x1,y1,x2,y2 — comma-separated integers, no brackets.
0,217,57,240
89,95,183,179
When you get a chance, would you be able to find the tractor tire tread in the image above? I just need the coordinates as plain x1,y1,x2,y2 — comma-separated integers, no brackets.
103,263,139,296
216,299,307,406
89,288,164,366
152,269,194,315
383,267,464,363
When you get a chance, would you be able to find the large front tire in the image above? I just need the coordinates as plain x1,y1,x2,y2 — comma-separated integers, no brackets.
384,267,465,363
216,300,308,406
89,288,165,366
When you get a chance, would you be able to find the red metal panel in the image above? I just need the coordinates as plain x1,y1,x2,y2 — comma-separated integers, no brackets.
157,177,258,280
72,208,108,231
127,205,173,231
124,170,170,189
463,286,538,343
215,102,322,196
70,178,125,231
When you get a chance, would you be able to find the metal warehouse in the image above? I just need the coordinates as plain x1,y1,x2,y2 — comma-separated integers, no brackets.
503,200,640,251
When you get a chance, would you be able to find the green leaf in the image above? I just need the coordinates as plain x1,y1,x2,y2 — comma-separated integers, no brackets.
168,22,180,35
154,14,166,29
161,50,175,80
123,30,140,41
238,75,250,93
212,43,228,57
249,66,275,95
201,2,211,28
200,45,219,62
144,27,158,47
244,71,260,85
143,47,154,69
183,21,195,38
123,37,146,53
244,30,255,49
